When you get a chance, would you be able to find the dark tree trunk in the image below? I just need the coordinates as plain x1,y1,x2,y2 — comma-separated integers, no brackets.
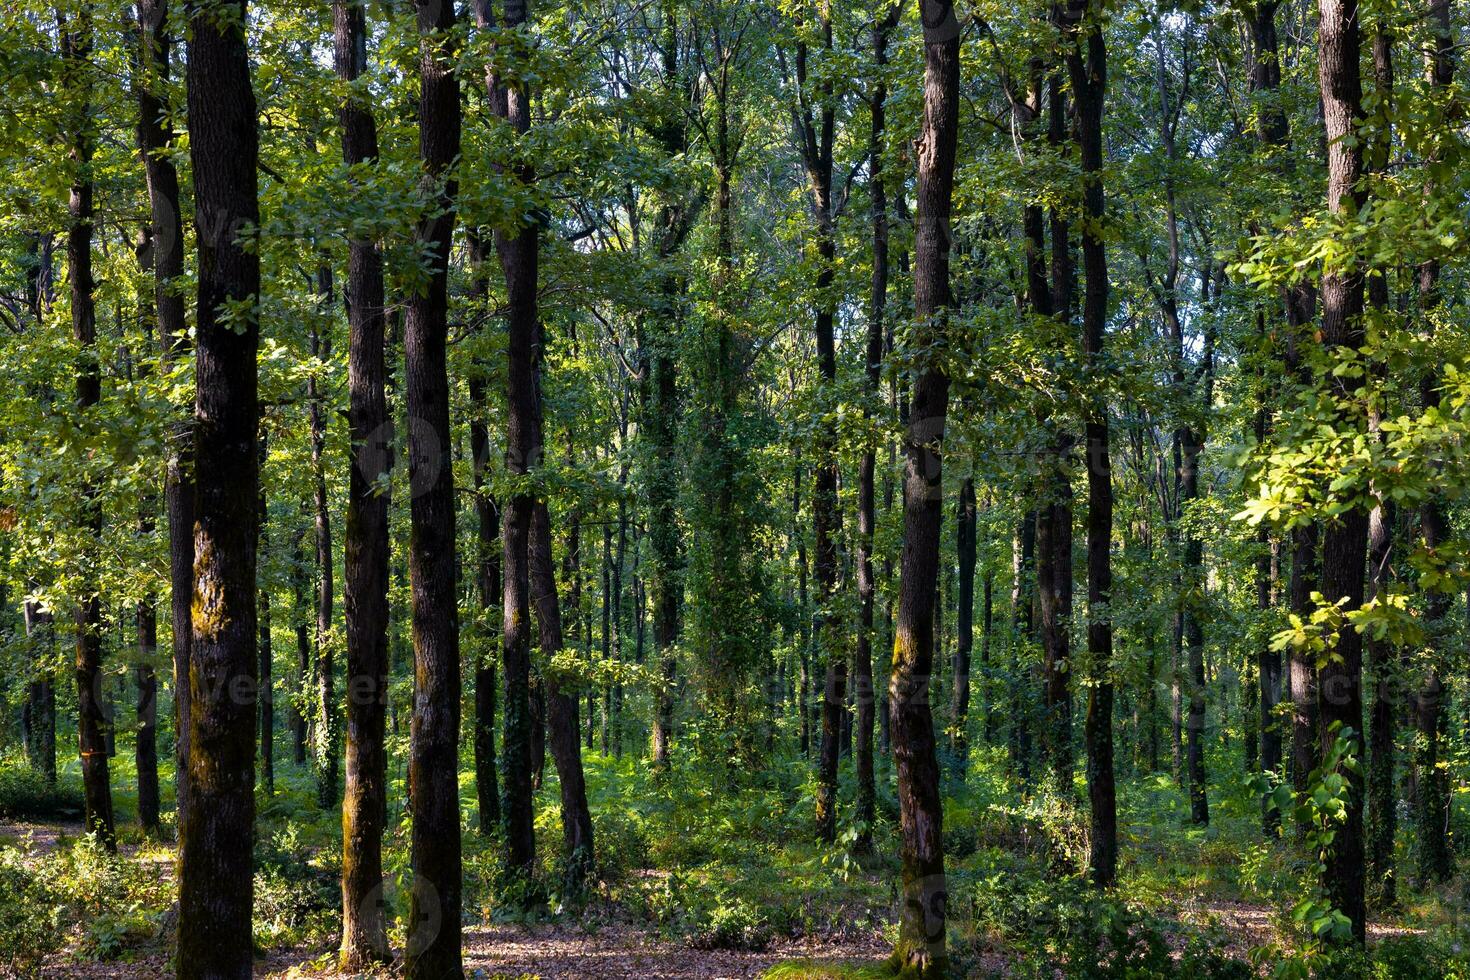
134,0,193,831
854,4,898,851
257,434,273,795
530,502,597,889
309,315,338,809
292,527,311,765
177,0,261,974
482,0,538,888
951,478,976,779
62,9,116,853
1064,0,1116,887
889,3,957,972
468,236,501,838
403,2,463,975
136,606,161,833
335,0,392,966
1414,0,1455,889
1315,0,1369,941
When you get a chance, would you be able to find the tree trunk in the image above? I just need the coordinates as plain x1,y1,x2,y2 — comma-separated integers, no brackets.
309,314,338,808
1315,0,1369,940
62,9,116,853
136,606,161,833
335,0,393,965
889,4,957,972
951,478,976,779
1413,0,1455,889
177,0,261,973
403,2,463,974
1063,0,1116,887
257,434,273,795
134,0,193,832
468,235,501,837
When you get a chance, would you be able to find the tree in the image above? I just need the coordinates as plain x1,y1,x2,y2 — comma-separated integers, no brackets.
176,0,262,974
404,0,464,974
335,0,393,966
889,0,958,973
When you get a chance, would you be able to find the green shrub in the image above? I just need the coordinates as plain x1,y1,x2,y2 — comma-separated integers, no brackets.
0,760,82,819
0,854,64,975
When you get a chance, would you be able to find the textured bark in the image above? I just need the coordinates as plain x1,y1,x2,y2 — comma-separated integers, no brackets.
468,238,501,837
951,478,976,779
854,5,898,850
309,315,338,809
177,0,261,974
1316,0,1368,941
889,3,956,972
1063,0,1115,887
257,436,273,796
136,608,161,832
1414,0,1455,889
62,9,116,852
482,0,538,888
530,502,597,889
403,2,463,975
134,0,193,830
335,0,392,966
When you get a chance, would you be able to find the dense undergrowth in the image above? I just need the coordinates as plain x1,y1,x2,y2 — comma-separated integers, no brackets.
0,742,1467,978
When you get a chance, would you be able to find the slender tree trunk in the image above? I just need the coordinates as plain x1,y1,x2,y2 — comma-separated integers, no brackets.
257,435,273,795
1315,0,1369,940
62,8,116,853
403,2,463,974
134,0,193,832
467,235,501,837
889,4,957,972
335,0,392,965
136,606,161,832
484,0,539,888
177,0,261,973
309,315,338,808
292,526,311,765
951,478,976,779
1414,0,1455,889
1064,0,1116,887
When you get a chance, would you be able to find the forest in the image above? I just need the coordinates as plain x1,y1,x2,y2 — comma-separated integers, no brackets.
0,0,1469,976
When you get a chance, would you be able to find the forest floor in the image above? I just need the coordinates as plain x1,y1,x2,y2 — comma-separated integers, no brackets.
3,750,1466,979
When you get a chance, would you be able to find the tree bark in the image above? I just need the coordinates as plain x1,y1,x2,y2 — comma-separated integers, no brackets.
257,435,273,795
136,607,161,832
889,3,957,972
951,478,976,779
177,0,261,973
1315,0,1369,941
335,0,393,966
309,314,338,808
404,2,463,974
62,8,116,852
1063,0,1116,887
468,235,501,837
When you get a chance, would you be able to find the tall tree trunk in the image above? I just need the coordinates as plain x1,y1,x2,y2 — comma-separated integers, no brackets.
62,7,116,853
177,0,261,973
1064,0,1116,887
889,3,957,972
951,478,976,779
335,0,393,965
854,3,898,850
468,235,501,837
136,606,161,833
530,501,597,889
257,435,273,795
483,0,538,887
404,2,463,974
1316,0,1369,941
1414,0,1455,889
134,0,193,832
309,315,338,808
292,525,311,765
